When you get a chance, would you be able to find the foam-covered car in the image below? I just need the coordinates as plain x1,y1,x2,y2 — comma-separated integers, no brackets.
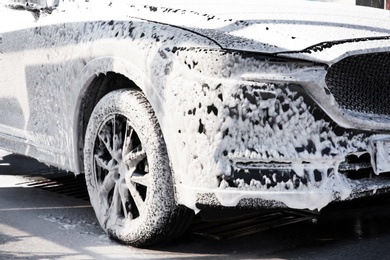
1,0,390,246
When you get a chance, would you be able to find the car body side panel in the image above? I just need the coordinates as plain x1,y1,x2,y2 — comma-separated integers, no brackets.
0,10,219,172
0,13,70,164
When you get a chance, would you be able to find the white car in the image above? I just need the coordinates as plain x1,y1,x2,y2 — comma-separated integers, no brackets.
1,0,390,247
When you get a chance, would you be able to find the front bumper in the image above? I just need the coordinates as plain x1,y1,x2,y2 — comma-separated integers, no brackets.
163,48,390,211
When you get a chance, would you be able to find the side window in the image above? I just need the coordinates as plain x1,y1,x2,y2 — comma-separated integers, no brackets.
5,0,59,9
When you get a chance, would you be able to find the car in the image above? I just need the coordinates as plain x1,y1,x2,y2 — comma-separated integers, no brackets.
1,0,390,247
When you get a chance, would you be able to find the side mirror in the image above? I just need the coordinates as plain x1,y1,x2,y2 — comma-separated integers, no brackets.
28,0,59,8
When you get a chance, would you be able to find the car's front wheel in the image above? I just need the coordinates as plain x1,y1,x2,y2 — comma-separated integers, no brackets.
83,89,192,247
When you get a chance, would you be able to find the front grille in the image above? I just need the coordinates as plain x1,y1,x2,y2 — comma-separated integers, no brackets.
325,52,390,116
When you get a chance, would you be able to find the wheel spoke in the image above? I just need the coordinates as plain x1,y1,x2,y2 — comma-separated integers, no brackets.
112,117,117,155
112,116,124,160
95,156,114,171
124,145,146,167
122,121,133,157
130,171,150,187
118,180,131,218
126,180,145,214
109,179,122,217
98,125,115,159
98,170,116,202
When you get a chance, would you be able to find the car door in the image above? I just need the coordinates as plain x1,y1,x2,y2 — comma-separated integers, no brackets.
0,2,68,160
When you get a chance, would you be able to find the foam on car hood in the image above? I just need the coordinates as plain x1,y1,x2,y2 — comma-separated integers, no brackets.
19,0,390,63
116,0,390,56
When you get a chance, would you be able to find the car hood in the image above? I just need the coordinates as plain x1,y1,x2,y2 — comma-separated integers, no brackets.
116,0,390,62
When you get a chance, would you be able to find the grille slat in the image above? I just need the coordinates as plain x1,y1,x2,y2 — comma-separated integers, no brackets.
326,52,390,116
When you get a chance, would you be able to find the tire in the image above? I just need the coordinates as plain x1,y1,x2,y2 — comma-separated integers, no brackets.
83,89,193,247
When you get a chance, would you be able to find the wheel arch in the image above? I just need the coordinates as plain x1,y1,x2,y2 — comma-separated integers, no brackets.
71,57,163,174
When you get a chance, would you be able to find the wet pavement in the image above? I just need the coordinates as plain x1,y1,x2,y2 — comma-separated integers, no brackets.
1,150,390,259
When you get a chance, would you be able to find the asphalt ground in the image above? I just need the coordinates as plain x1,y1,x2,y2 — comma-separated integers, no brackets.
1,150,390,259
